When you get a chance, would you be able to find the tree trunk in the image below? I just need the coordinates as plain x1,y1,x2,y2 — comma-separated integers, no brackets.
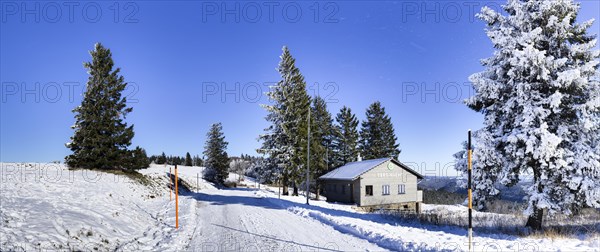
278,179,281,199
315,183,321,200
281,185,290,195
292,182,299,196
526,164,544,231
282,175,289,195
526,206,544,231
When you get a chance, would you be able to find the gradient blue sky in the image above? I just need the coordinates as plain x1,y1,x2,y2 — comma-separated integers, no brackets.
1,1,599,175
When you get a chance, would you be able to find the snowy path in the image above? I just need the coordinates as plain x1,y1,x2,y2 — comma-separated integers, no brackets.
177,187,385,251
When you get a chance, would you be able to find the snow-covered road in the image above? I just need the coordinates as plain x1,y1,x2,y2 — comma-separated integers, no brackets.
179,187,385,251
2,164,598,251
135,165,386,251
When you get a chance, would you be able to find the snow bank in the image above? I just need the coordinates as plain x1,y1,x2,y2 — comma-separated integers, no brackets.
252,182,599,252
0,163,185,251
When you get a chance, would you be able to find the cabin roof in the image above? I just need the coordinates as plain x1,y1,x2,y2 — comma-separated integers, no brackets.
318,157,424,181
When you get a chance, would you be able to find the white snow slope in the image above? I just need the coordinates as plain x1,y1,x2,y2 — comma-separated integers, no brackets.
1,163,598,251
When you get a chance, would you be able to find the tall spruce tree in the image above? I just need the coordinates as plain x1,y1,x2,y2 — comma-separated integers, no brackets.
258,51,289,194
203,123,229,184
381,114,400,158
282,48,311,196
359,101,400,160
185,152,193,166
332,106,359,168
258,46,310,196
312,97,335,170
310,96,332,199
467,0,600,230
66,43,135,170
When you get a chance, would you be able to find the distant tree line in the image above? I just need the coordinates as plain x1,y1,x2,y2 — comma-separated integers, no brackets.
150,152,203,166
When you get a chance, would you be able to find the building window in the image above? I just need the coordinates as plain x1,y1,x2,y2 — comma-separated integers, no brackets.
382,185,390,195
398,184,406,194
365,185,373,196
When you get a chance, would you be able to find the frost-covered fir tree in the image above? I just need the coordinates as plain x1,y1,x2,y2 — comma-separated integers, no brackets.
284,55,311,196
258,47,292,195
453,130,502,211
247,157,277,184
203,123,229,185
332,106,360,168
468,0,600,230
359,101,400,160
258,46,310,196
66,43,135,170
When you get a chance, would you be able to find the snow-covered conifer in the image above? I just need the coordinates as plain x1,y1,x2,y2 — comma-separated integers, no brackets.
258,46,311,196
468,0,600,229
203,123,229,184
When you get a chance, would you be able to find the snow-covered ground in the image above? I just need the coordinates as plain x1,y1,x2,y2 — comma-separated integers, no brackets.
253,184,599,251
1,163,598,251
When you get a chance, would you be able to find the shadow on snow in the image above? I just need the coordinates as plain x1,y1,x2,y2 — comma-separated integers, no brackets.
181,186,524,244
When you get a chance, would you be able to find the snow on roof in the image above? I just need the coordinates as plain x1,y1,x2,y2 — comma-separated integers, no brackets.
319,158,388,180
319,158,424,181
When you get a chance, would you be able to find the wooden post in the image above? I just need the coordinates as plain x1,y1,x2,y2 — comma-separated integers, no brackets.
467,130,473,252
306,107,310,205
197,173,199,192
169,167,172,201
175,165,179,229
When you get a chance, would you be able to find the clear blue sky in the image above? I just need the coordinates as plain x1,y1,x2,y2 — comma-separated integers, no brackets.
1,1,598,175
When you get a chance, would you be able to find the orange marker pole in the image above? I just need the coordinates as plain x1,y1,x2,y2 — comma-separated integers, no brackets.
169,167,172,201
467,130,473,252
175,164,179,229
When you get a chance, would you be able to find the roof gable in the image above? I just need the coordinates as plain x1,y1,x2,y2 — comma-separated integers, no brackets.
318,158,424,181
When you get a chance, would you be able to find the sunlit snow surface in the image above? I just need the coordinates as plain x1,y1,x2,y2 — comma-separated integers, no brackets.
1,163,598,251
